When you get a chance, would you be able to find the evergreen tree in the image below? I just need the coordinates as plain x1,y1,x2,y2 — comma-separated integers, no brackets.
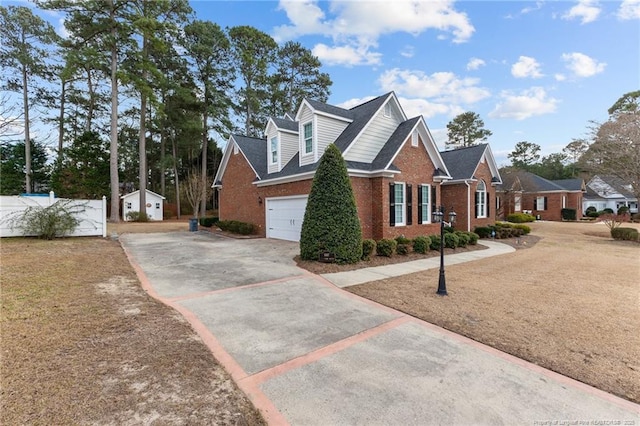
445,111,492,150
0,140,49,195
300,144,362,264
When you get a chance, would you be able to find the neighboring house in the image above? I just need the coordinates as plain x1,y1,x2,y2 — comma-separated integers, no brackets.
583,175,638,214
214,92,468,242
439,144,502,232
497,170,585,221
121,189,165,221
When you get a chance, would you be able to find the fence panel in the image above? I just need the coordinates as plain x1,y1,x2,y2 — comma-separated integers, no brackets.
0,192,107,238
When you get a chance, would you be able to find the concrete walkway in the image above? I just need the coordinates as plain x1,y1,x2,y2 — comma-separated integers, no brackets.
120,232,640,425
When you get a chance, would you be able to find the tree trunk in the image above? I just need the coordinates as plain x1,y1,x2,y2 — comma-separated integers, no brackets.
109,2,120,222
172,136,181,219
199,91,208,217
160,93,166,197
86,66,94,132
138,34,148,220
58,78,66,161
21,58,31,193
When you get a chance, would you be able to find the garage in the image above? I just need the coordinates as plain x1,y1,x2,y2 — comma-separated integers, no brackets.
266,195,308,242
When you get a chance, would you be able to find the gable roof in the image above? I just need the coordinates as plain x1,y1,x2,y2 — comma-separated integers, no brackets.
120,189,166,200
499,170,582,193
588,175,636,199
439,144,502,184
334,93,392,152
216,92,451,186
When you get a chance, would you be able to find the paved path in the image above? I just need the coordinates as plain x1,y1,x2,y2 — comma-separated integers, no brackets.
120,232,640,425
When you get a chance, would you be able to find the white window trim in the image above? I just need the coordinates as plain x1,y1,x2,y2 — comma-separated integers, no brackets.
536,196,545,211
394,182,405,226
303,121,313,156
421,184,431,224
562,195,566,209
515,194,522,212
476,181,487,219
270,135,278,165
411,130,418,147
384,103,391,118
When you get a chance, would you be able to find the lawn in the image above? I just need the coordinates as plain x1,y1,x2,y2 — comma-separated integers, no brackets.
346,221,640,404
0,230,265,425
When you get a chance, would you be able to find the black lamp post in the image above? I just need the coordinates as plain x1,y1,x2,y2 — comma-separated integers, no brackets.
432,206,457,296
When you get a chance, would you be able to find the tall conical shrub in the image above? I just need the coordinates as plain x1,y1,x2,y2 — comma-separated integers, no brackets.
300,144,362,263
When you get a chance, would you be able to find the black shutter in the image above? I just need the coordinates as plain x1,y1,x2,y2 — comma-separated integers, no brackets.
407,184,412,225
533,200,537,211
431,186,437,215
389,183,395,226
544,197,548,211
417,185,423,224
475,191,479,218
486,192,490,217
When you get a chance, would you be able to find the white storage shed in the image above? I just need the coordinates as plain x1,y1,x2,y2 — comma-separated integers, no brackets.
121,190,165,221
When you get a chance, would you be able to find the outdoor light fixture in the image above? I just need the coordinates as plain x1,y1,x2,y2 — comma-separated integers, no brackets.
258,196,262,205
432,206,456,296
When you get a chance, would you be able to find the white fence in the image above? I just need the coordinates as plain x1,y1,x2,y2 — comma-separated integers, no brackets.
0,192,107,238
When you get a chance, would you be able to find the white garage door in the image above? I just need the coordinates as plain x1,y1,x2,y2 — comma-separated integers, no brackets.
266,196,308,242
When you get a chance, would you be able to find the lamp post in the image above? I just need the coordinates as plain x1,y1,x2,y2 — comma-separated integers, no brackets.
432,206,457,296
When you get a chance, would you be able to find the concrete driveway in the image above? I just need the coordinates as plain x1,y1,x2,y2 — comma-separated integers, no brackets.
121,231,639,425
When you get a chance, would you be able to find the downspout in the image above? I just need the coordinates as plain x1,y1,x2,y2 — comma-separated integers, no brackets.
465,181,471,232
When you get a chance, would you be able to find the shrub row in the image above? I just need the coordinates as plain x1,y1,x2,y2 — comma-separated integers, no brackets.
217,220,257,235
505,212,535,223
362,231,479,259
611,227,639,242
474,222,531,239
585,206,616,218
199,216,219,227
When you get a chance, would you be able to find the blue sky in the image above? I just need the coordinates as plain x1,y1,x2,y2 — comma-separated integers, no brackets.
188,0,639,165
3,0,639,166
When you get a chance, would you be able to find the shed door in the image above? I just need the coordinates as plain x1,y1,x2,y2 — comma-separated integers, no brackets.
266,196,308,242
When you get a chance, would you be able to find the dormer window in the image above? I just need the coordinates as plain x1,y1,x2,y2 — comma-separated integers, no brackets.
303,122,313,155
384,103,391,117
270,136,278,164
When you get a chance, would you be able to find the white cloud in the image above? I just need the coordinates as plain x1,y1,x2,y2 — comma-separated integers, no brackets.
561,52,606,77
338,94,464,120
466,57,486,71
489,87,558,120
312,43,382,66
511,56,543,78
562,0,601,24
554,73,567,81
377,68,491,105
618,0,640,20
274,0,475,66
400,45,415,58
521,1,544,15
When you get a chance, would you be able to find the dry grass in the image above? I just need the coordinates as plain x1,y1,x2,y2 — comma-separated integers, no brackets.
346,221,640,404
0,233,265,425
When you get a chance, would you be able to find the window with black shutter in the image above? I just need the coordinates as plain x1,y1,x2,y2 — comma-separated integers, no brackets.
406,184,412,225
389,182,395,226
417,185,423,224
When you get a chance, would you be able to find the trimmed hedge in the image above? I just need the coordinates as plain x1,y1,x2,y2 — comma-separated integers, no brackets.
429,234,441,250
611,227,639,242
362,239,377,261
300,144,362,263
474,226,493,238
199,216,219,227
444,232,459,249
397,243,410,255
395,235,411,245
412,236,431,254
506,212,535,223
217,220,257,235
561,208,577,221
454,231,470,247
377,238,397,257
468,232,479,245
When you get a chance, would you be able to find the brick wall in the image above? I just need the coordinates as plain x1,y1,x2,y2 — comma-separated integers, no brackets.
526,191,584,221
220,135,454,240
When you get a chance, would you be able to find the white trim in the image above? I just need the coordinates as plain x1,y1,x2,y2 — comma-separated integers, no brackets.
411,130,418,147
394,182,406,227
419,183,432,224
294,98,353,124
302,120,314,156
476,180,487,219
270,135,279,166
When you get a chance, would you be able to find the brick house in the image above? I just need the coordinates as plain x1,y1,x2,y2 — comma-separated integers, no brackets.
497,170,585,221
214,92,499,241
439,144,502,232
